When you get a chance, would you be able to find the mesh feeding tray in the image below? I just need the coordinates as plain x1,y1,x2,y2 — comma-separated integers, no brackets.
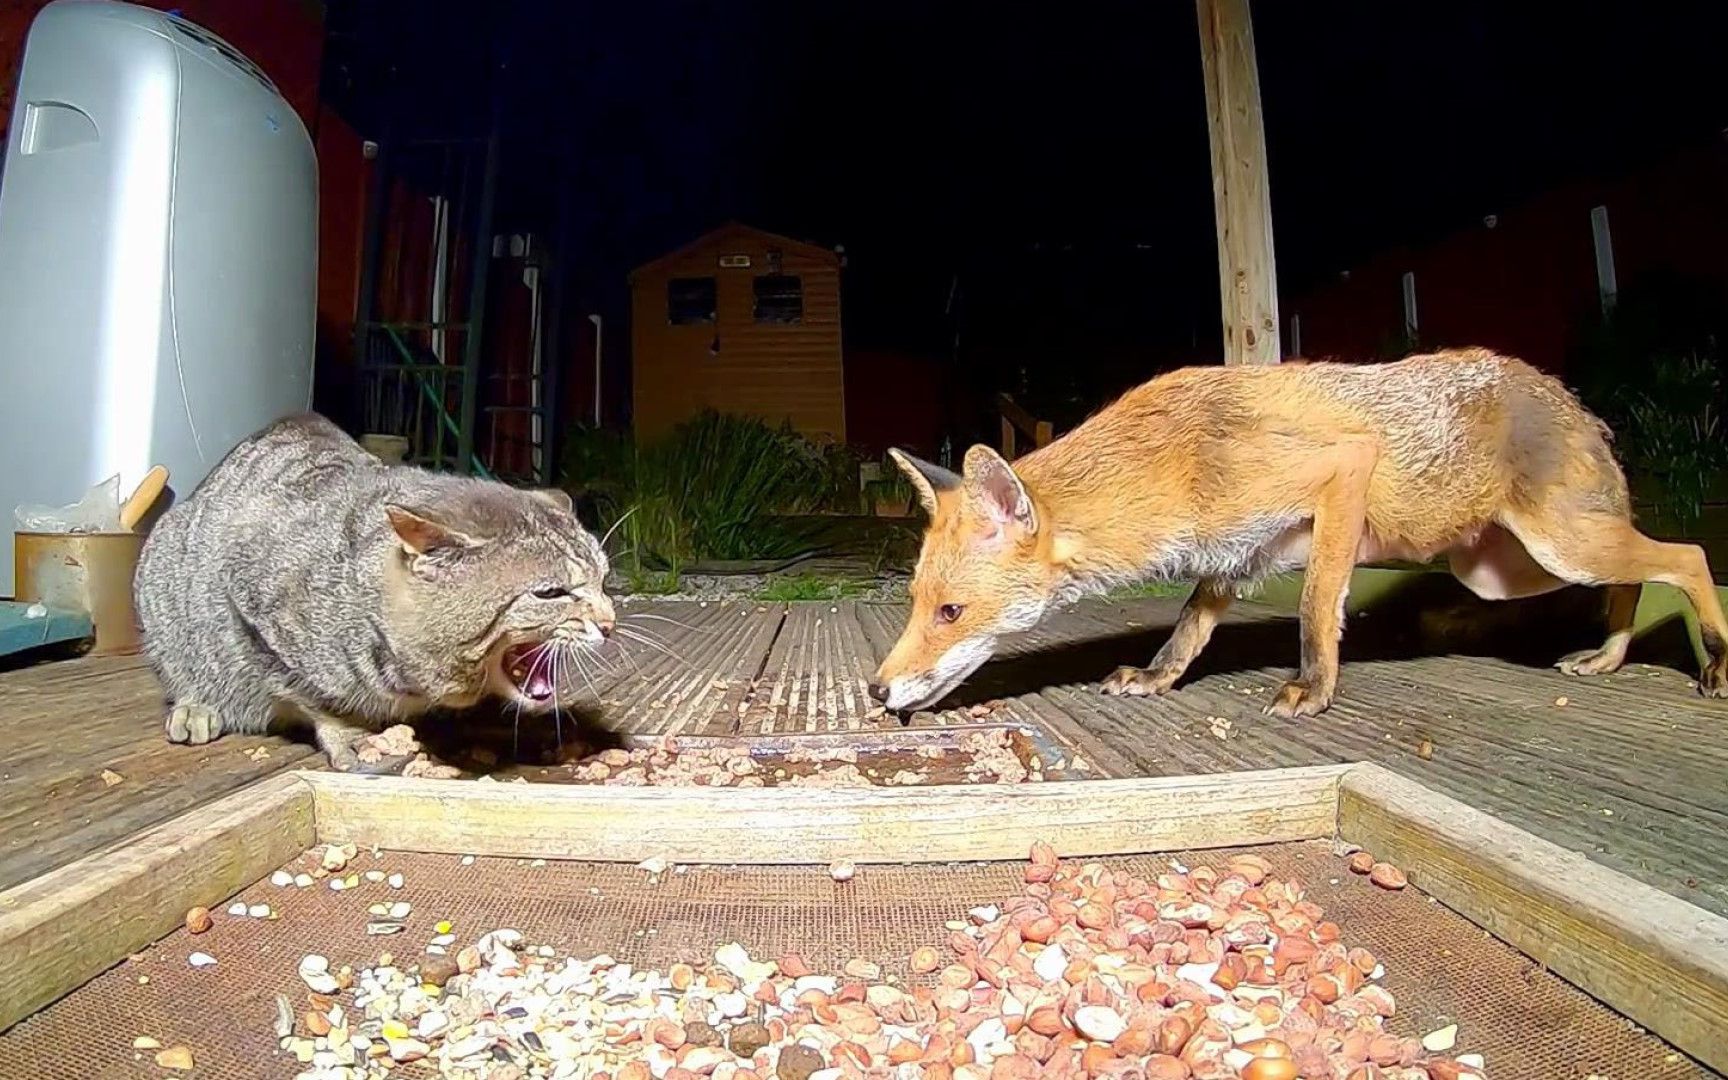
0,762,1723,1079
1,845,1711,1079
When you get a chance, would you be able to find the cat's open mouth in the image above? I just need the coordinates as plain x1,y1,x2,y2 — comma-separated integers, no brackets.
501,641,556,704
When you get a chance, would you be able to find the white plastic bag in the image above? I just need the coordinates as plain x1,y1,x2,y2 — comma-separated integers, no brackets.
14,474,124,533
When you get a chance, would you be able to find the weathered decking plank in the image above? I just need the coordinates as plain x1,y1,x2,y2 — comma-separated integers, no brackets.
2,594,1722,923
0,654,317,894
932,596,1728,918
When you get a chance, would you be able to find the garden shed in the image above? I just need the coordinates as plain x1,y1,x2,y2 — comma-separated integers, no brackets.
629,222,845,442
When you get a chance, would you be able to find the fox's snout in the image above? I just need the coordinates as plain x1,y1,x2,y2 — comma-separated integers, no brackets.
865,680,889,703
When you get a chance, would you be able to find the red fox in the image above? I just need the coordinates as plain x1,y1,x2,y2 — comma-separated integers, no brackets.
867,348,1728,716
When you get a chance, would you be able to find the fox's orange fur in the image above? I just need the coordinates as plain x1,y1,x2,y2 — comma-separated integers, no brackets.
870,348,1728,715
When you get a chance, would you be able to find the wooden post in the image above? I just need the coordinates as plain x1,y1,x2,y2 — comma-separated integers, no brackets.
1196,0,1280,364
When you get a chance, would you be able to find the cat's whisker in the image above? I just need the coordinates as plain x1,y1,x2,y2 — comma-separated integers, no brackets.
613,626,688,666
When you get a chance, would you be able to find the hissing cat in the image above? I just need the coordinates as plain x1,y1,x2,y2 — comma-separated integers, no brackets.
135,414,615,771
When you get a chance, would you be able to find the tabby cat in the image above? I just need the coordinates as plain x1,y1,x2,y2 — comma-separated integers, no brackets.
135,414,614,770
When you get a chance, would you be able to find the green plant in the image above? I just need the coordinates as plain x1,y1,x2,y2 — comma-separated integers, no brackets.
1614,351,1728,533
754,574,873,602
561,412,856,570
863,453,917,515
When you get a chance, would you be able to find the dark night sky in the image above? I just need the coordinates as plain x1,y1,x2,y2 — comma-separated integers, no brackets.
324,1,1728,366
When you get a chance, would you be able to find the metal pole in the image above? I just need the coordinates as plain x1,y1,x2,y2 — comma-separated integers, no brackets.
351,139,389,422
457,121,500,476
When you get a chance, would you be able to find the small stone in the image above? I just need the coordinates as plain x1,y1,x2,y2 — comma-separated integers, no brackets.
1348,852,1377,874
387,873,405,888
683,1020,723,1048
132,1036,162,1050
460,855,475,866
154,1045,195,1070
637,855,670,876
304,1010,331,1036
184,907,212,934
730,1021,772,1057
100,768,124,787
420,956,460,986
388,901,411,919
776,1043,826,1080
187,952,217,968
364,870,386,883
270,870,294,887
828,859,856,882
1073,1005,1126,1042
247,903,271,918
321,844,355,872
227,902,248,916
293,873,314,888
1369,862,1409,890
1422,1024,1459,1052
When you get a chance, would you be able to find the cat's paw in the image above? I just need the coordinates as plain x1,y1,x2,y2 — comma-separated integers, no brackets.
165,703,225,745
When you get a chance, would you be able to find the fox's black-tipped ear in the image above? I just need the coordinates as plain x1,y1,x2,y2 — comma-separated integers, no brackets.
887,448,960,517
962,444,1036,534
385,505,480,559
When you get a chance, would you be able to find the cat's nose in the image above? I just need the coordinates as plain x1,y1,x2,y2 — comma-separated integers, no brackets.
596,618,614,639
867,681,888,703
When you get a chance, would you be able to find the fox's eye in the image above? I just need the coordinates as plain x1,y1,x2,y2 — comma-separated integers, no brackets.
532,585,571,600
937,603,964,624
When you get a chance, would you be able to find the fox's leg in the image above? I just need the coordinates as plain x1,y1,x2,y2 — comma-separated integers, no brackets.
1268,456,1373,719
1501,510,1726,696
1444,525,1637,674
1556,583,1641,677
1100,577,1232,696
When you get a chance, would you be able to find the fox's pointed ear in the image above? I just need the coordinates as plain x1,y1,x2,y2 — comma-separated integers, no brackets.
887,448,960,517
385,505,480,559
962,444,1036,534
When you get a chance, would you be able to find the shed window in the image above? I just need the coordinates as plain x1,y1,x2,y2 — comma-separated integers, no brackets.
753,274,803,324
667,277,717,325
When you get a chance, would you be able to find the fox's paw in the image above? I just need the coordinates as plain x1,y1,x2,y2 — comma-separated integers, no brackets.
165,703,225,746
1555,646,1626,678
1265,680,1333,719
1100,665,1180,697
1700,657,1728,699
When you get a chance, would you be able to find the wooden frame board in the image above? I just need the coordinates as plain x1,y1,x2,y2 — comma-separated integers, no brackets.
0,761,1724,1073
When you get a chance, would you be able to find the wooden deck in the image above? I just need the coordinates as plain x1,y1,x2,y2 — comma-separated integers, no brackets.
3,595,1724,921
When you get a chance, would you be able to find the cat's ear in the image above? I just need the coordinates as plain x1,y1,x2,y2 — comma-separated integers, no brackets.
527,488,574,514
385,505,479,559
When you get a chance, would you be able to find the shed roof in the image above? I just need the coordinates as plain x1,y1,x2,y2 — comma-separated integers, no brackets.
629,222,839,282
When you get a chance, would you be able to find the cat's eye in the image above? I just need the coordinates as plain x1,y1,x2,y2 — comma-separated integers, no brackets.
531,585,571,600
937,603,964,624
